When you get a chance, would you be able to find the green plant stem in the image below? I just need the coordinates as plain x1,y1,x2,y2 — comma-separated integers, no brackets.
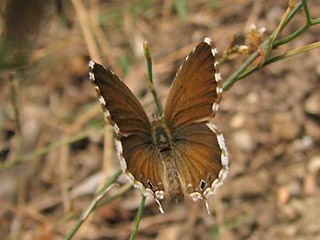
64,169,122,240
237,41,320,80
97,183,132,207
129,195,146,240
261,4,293,65
271,1,303,46
282,1,303,28
223,0,320,91
276,3,320,47
222,51,259,91
59,183,132,228
275,17,320,46
302,0,312,25
275,24,309,46
143,41,164,118
266,40,320,65
311,18,320,25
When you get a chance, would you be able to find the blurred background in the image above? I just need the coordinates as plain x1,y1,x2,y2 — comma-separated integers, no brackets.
0,0,320,239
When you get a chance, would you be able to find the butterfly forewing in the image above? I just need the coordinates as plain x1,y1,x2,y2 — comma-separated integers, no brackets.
164,38,222,129
89,62,150,135
89,61,165,202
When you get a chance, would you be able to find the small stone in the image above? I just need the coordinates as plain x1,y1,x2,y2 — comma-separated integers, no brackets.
230,113,246,128
246,92,259,104
308,155,320,173
293,136,313,150
304,156,320,195
0,172,18,201
271,113,300,140
277,186,289,206
281,203,300,221
304,175,316,195
305,92,320,115
233,129,256,152
305,120,320,140
316,64,320,76
287,180,302,197
277,180,302,206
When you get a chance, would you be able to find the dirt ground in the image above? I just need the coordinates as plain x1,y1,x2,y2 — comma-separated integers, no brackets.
0,0,320,239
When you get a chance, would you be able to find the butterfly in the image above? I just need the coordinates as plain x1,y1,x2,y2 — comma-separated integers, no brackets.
89,37,229,214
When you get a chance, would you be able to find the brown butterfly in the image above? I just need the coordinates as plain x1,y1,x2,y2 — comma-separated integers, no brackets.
89,37,229,214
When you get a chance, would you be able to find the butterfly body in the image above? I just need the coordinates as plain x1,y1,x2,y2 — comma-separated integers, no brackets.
89,37,229,214
162,152,184,203
143,120,183,202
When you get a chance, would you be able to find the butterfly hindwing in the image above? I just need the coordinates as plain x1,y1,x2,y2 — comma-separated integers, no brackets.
172,122,228,202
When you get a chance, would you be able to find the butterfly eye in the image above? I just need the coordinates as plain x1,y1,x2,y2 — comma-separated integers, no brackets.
200,180,207,190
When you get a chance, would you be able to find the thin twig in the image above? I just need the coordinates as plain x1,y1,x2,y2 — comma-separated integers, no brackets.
64,169,122,240
102,125,113,180
265,40,320,65
261,2,294,65
0,131,91,171
88,0,120,73
71,0,101,62
60,144,71,212
129,195,146,240
9,73,23,157
0,197,49,224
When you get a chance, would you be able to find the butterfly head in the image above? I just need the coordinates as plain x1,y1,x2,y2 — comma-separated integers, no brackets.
151,120,173,155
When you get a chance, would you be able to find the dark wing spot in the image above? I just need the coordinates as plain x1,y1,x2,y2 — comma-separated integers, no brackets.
200,180,206,190
147,180,153,190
